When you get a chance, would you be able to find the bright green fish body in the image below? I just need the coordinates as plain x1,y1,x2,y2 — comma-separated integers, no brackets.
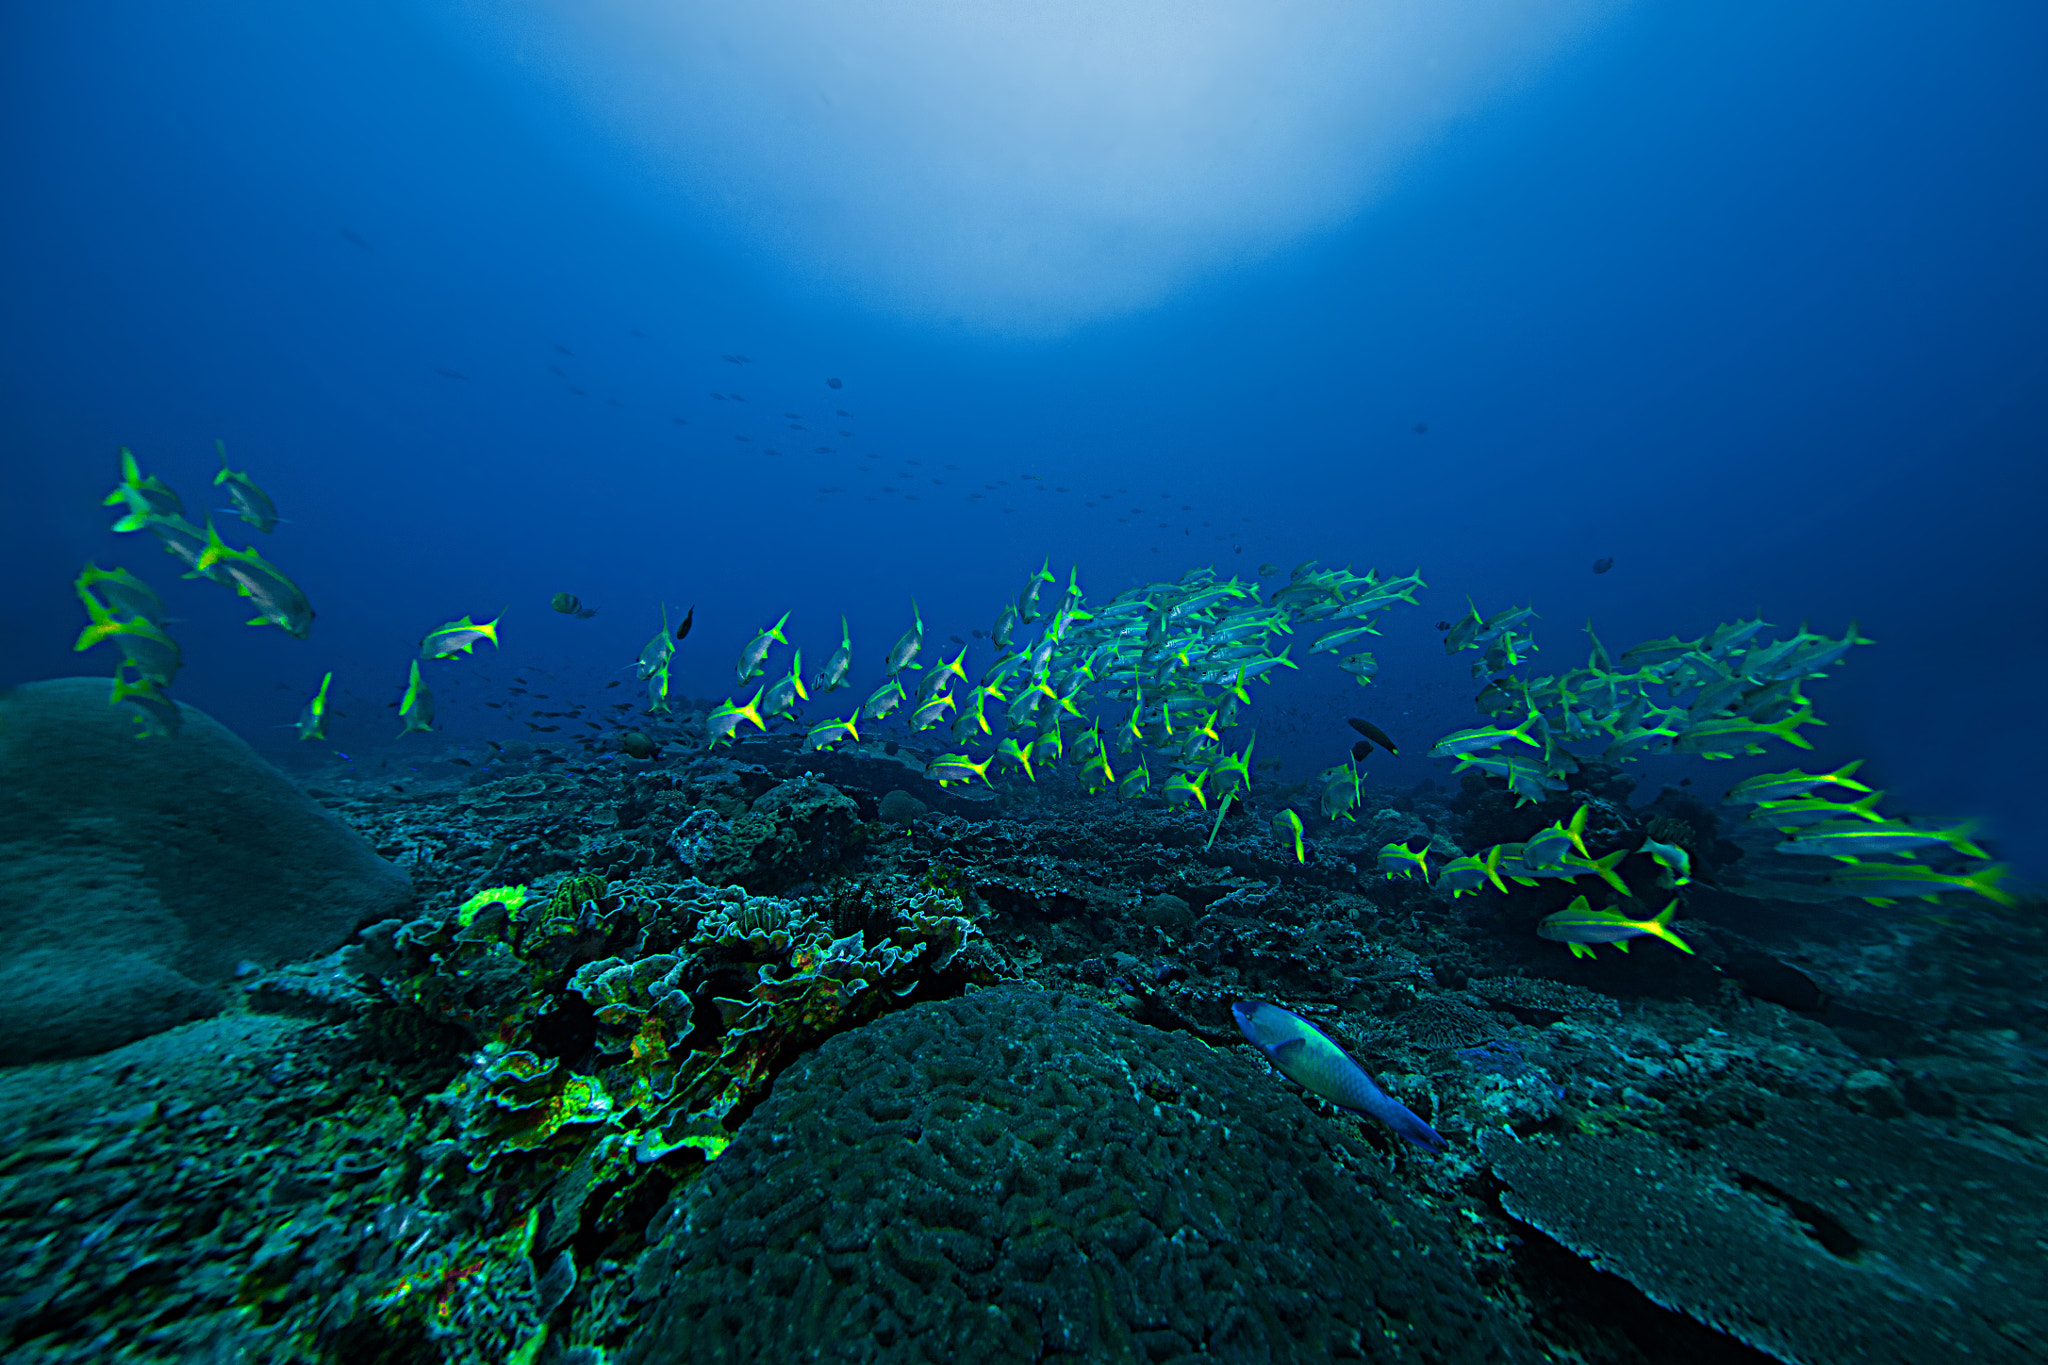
737,611,791,682
1638,837,1691,887
1273,808,1306,862
1436,851,1503,898
1671,706,1819,759
1723,761,1872,806
75,608,181,687
816,617,853,692
1429,713,1544,758
193,520,315,638
762,649,809,720
1377,839,1429,882
398,660,435,734
707,690,768,746
886,601,924,675
1777,818,1986,861
998,736,1037,782
1538,897,1692,960
910,693,956,731
421,613,501,659
103,449,185,532
925,753,991,787
296,672,334,740
1824,860,2016,908
212,441,279,533
637,606,675,681
1747,790,1887,828
74,563,164,624
803,716,861,751
110,672,182,738
859,677,907,722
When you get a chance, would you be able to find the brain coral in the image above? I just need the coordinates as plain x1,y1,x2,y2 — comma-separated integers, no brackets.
627,986,1527,1365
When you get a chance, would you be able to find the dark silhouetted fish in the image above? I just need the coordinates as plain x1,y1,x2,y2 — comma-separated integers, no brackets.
827,377,843,388
1347,717,1399,756
1412,422,1428,434
675,605,695,643
1352,739,1375,763
1593,556,1614,574
434,368,467,380
339,228,371,250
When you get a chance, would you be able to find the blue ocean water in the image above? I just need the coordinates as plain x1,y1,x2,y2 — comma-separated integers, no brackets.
4,4,2046,1361
5,2,2044,872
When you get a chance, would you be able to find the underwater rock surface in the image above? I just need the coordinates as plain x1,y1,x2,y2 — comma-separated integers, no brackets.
0,678,411,1062
627,985,1529,1365
1485,1098,2048,1363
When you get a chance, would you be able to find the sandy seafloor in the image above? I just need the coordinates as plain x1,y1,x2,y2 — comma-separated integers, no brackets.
3,710,2045,1365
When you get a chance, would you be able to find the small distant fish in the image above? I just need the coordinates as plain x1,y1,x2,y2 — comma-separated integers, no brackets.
338,228,371,250
1346,718,1398,756
827,377,843,389
433,368,468,380
1412,422,1428,434
550,592,597,619
675,604,694,643
620,730,662,759
1592,556,1614,574
1232,1001,1445,1152
722,354,751,364
1350,739,1374,763
553,344,574,355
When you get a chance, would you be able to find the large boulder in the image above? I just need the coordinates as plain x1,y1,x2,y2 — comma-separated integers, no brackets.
0,678,411,1063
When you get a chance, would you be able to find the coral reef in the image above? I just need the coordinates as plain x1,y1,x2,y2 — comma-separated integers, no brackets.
627,986,1530,1364
3,715,2043,1365
1485,1097,2048,1362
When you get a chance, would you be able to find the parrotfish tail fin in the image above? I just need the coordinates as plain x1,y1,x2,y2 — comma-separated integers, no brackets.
1589,848,1631,898
1385,1103,1449,1154
1648,901,1695,954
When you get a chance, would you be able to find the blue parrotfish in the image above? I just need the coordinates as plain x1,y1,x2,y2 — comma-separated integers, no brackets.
1232,1000,1447,1153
